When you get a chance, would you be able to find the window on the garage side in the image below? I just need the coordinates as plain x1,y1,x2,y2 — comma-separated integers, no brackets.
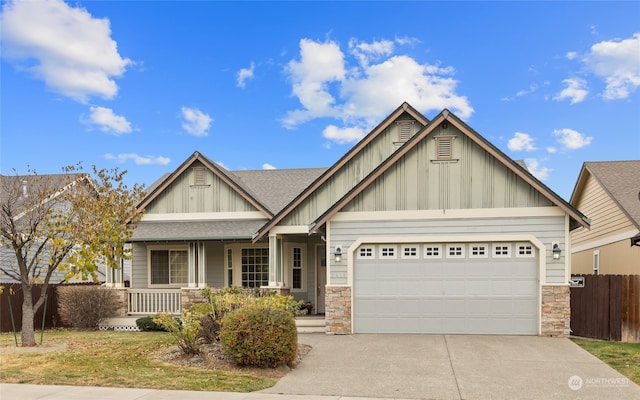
446,244,465,258
469,243,488,258
358,246,375,259
516,243,534,258
401,245,419,259
379,245,397,259
424,245,442,259
492,243,511,258
292,247,303,290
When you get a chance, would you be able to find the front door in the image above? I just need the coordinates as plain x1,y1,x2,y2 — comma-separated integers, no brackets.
316,245,326,313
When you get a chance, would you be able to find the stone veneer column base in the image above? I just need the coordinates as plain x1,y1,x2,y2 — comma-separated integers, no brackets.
181,288,206,314
541,285,570,337
325,286,352,334
110,288,129,317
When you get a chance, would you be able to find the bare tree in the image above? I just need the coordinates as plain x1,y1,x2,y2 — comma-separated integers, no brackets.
0,166,144,346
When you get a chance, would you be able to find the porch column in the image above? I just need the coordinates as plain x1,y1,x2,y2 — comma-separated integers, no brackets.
188,242,206,288
268,234,284,287
105,258,124,288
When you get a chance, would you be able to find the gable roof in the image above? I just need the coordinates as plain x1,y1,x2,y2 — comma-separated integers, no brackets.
310,108,590,232
252,102,430,241
136,151,273,217
570,160,640,230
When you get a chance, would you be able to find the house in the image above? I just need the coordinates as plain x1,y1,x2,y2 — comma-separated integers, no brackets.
112,102,589,337
569,161,640,275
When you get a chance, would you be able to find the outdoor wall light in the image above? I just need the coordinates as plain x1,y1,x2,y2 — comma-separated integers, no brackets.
552,243,561,260
334,246,342,263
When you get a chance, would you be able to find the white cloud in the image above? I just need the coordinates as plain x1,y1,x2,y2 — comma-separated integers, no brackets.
87,106,131,134
262,163,276,170
583,33,640,100
508,132,537,152
525,158,552,181
181,106,212,136
105,153,170,165
322,125,366,144
282,37,474,138
554,78,588,104
0,0,131,103
237,62,255,88
566,51,579,60
546,146,558,154
553,128,593,150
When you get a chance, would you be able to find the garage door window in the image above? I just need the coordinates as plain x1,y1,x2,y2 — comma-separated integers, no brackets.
516,243,534,258
493,244,511,258
358,246,375,259
469,244,488,258
379,246,397,259
401,245,419,259
446,244,465,258
424,245,442,258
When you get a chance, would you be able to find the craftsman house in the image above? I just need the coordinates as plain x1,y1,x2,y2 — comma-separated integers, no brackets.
107,102,589,336
570,161,640,275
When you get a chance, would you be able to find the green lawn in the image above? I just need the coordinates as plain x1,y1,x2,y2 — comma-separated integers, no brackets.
572,338,640,385
0,330,275,392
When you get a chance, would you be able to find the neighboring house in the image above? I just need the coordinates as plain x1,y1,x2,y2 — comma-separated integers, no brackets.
117,102,589,337
0,173,129,285
570,161,640,275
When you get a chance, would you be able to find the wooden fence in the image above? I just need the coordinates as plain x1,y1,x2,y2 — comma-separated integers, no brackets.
0,283,98,333
570,274,640,342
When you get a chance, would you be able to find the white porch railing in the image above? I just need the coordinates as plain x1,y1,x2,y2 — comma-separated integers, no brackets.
127,289,182,315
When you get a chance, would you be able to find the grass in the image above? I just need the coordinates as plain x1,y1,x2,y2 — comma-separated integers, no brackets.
572,338,640,385
0,329,276,392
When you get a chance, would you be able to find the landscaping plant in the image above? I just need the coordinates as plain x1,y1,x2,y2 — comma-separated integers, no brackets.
57,285,118,330
153,311,201,355
219,303,298,368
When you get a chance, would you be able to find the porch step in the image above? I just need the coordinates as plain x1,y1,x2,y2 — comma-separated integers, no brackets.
100,315,326,334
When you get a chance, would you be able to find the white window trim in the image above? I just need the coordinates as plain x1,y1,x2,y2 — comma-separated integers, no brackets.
446,244,465,259
224,243,269,288
469,243,488,259
379,245,397,259
423,244,442,259
593,250,600,275
147,244,189,288
492,243,511,258
357,246,375,259
516,242,535,258
401,244,420,259
287,244,306,292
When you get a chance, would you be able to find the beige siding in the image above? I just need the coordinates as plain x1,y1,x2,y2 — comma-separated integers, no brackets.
571,174,635,247
281,114,423,226
572,239,640,275
145,161,258,214
343,127,553,212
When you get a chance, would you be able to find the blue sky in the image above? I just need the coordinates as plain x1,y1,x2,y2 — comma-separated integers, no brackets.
1,1,639,200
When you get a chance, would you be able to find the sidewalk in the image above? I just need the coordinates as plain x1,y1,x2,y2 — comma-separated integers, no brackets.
0,383,398,400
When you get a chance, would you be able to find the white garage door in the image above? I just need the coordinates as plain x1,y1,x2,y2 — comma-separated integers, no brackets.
354,242,538,334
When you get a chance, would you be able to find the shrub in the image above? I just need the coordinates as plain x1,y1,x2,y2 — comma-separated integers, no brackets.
220,304,298,368
153,312,201,355
57,285,118,330
136,316,167,331
197,286,305,342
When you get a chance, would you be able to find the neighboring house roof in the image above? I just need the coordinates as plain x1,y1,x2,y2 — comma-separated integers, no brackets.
310,109,590,232
130,219,267,242
570,160,640,231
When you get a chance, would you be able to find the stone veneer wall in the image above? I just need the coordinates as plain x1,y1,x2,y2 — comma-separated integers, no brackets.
325,286,351,334
181,288,206,313
111,288,129,317
541,285,570,337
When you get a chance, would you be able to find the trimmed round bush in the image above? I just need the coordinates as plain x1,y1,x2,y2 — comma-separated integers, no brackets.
220,304,298,368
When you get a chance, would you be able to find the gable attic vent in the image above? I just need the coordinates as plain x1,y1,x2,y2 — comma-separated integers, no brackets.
435,137,454,160
193,167,207,186
396,121,414,142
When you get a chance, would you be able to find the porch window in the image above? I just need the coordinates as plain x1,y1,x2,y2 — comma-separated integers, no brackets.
150,249,188,285
227,248,233,287
242,248,269,288
292,247,302,290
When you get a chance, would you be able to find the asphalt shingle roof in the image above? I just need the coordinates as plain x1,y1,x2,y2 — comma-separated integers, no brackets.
584,160,640,229
130,219,269,242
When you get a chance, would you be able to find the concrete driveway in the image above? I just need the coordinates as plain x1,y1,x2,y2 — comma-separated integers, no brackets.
262,334,640,400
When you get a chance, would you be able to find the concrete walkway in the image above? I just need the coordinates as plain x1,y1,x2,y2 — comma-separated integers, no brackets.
2,334,639,400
